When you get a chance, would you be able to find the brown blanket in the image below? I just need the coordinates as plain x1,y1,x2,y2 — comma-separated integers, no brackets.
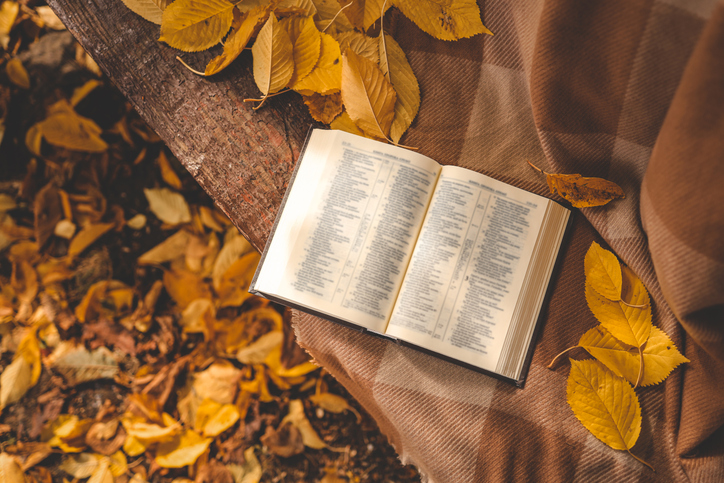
292,0,724,481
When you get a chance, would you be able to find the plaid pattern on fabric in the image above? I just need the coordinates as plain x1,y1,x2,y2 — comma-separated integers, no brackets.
292,1,724,481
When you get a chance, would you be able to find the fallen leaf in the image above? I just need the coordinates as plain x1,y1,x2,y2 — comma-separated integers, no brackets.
87,456,113,483
47,345,119,386
179,297,215,336
159,0,235,52
567,359,652,469
0,355,33,412
236,331,283,364
281,399,326,449
585,241,622,301
67,222,115,258
292,32,341,95
226,447,262,483
59,452,98,479
303,92,343,123
309,392,360,421
0,1,19,50
36,100,108,152
120,0,167,25
341,49,396,140
280,15,320,85
311,0,354,33
393,0,492,41
378,33,419,143
138,229,191,265
338,0,390,31
528,161,625,208
212,234,253,291
44,414,94,452
36,6,66,30
260,422,305,457
577,326,689,387
155,429,212,468
192,361,242,404
252,13,295,99
70,80,102,107
334,30,378,63
217,251,260,307
85,419,126,455
278,0,317,17
144,187,192,225
194,399,240,437
5,58,29,89
157,150,182,190
163,268,212,309
586,265,651,349
329,110,367,137
205,6,270,75
121,415,181,446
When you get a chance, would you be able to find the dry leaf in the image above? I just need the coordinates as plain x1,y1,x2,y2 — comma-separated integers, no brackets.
5,58,29,89
138,229,190,265
70,80,102,107
59,453,98,479
194,399,240,437
261,421,304,457
36,6,66,30
393,0,491,41
159,0,235,52
67,222,114,258
584,241,622,301
164,267,212,309
144,187,192,225
205,6,269,76
567,359,651,469
47,345,119,386
236,331,283,364
586,265,651,349
292,32,342,95
303,92,343,123
341,49,396,140
212,234,253,291
0,1,19,50
311,0,354,33
334,30,378,63
217,251,260,307
378,33,419,143
280,15,320,85
192,361,241,404
251,13,295,98
528,162,625,208
157,150,182,190
278,0,317,17
577,326,689,387
155,429,212,468
0,352,33,411
309,392,360,421
226,447,262,483
337,0,390,31
282,400,326,449
87,457,113,483
330,110,366,137
179,297,215,336
120,0,166,25
35,101,108,152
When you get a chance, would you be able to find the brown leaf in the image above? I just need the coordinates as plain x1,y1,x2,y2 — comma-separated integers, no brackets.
260,422,304,457
34,183,63,247
86,419,126,455
82,318,137,356
281,308,311,369
303,92,343,124
68,223,115,258
163,268,212,309
528,161,625,208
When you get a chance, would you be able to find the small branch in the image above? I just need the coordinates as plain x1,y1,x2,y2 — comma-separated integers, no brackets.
548,345,579,369
627,450,655,471
527,160,547,176
176,56,205,76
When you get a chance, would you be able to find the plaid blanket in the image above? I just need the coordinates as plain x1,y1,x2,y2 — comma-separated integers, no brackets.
292,1,724,481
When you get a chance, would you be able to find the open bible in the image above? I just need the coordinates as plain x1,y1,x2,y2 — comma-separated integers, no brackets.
250,129,571,386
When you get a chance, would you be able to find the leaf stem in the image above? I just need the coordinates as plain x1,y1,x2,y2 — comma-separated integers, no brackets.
634,346,644,388
175,56,205,76
527,160,547,176
547,345,579,369
323,1,353,33
627,450,655,471
619,299,649,309
380,0,390,82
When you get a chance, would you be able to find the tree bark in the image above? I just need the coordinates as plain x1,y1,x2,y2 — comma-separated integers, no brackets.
45,0,318,251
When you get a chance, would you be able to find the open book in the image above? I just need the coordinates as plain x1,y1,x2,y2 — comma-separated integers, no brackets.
251,129,571,386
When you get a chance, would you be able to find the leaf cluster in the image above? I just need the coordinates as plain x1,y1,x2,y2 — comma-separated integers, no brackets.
119,0,493,144
549,241,689,470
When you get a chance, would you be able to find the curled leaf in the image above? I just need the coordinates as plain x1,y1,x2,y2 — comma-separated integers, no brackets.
528,161,625,208
5,58,29,89
303,92,344,123
205,6,270,76
393,0,491,41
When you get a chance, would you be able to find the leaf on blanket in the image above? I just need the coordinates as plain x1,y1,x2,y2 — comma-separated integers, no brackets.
585,241,622,301
567,359,652,469
528,161,625,208
393,0,492,41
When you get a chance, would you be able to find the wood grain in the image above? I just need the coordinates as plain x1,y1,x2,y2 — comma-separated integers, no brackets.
45,0,318,251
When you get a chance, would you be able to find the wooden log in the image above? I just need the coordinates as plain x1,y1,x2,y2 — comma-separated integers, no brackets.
45,0,317,252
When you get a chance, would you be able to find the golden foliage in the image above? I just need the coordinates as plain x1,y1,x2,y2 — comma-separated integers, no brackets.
159,0,235,52
292,31,342,95
378,33,419,143
528,161,625,208
205,6,270,75
252,13,295,98
393,0,492,41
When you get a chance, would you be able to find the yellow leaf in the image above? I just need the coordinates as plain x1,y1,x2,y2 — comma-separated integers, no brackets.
87,457,113,483
47,345,119,386
236,331,283,364
35,101,108,152
378,33,419,143
303,92,343,124
143,187,192,225
579,326,689,387
567,359,652,469
292,32,342,95
163,268,212,309
226,447,262,483
5,58,29,89
280,15,320,85
159,0,234,52
205,6,270,76
0,354,32,411
278,0,317,17
59,453,99,478
195,399,240,437
585,265,651,349
309,392,360,422
282,400,326,449
155,430,212,468
212,234,253,291
16,328,41,385
584,241,622,301
70,79,102,107
334,30,378,63
341,49,396,140
0,2,19,50
120,0,167,25
138,229,190,265
67,223,115,258
0,453,25,483
329,110,367,137
337,0,390,31
393,0,492,41
36,6,67,30
179,297,215,336
122,435,146,457
121,416,181,444
252,13,294,96
192,361,241,404
311,0,353,33
157,150,182,190
217,251,260,307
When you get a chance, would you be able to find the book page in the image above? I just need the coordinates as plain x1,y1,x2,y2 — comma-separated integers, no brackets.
386,166,549,372
253,130,441,333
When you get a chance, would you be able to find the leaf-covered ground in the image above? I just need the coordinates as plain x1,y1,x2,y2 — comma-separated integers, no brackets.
0,3,420,481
